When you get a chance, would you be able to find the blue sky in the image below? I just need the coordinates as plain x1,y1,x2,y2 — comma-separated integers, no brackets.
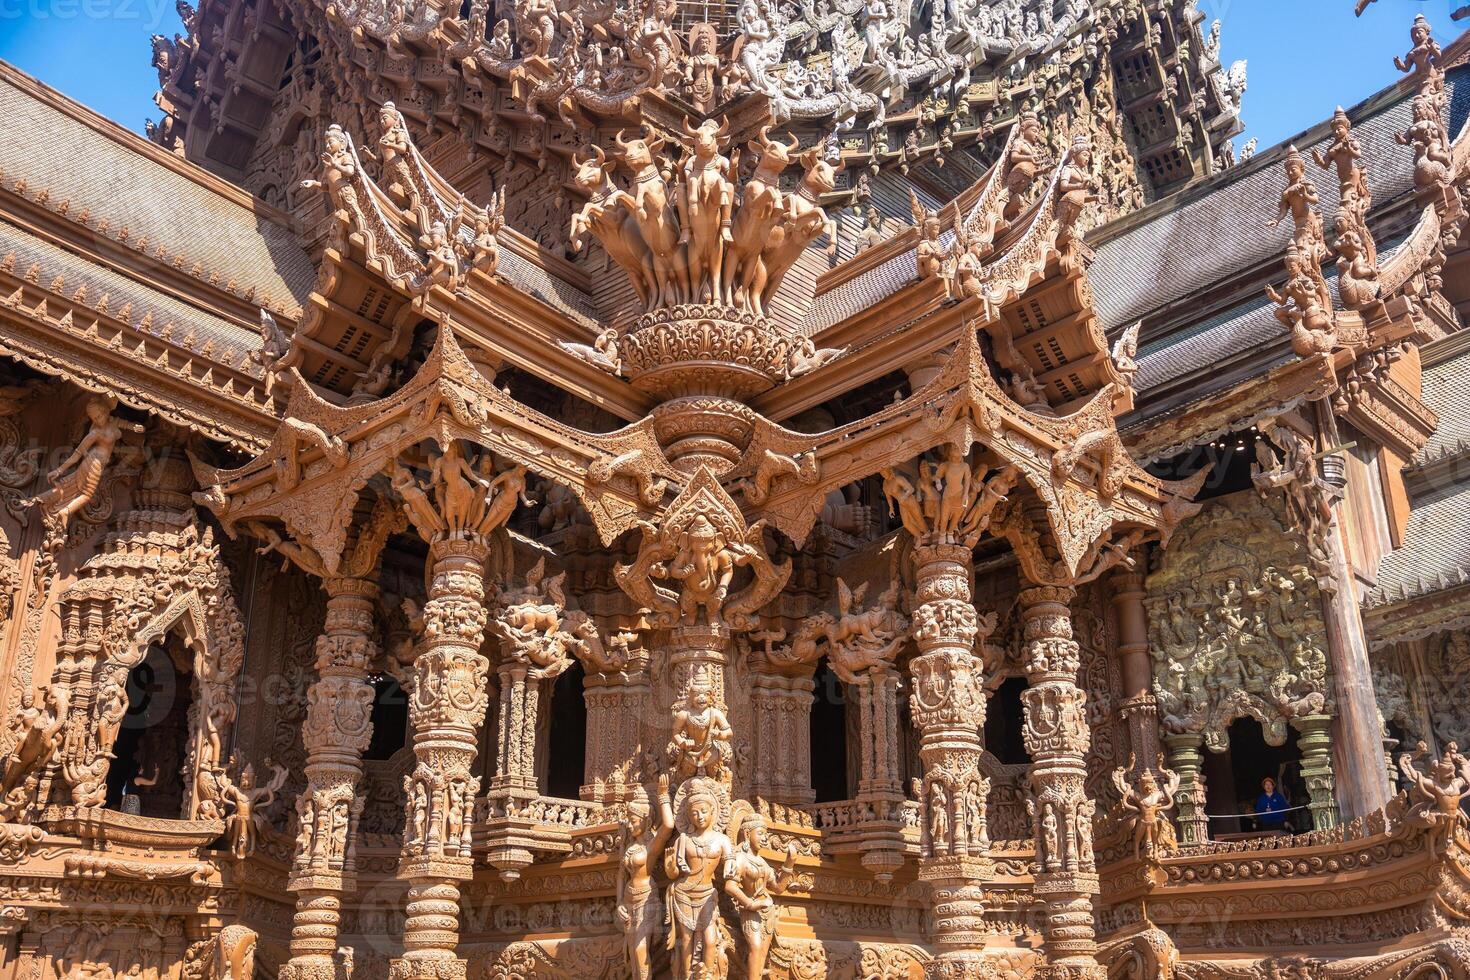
0,0,1465,151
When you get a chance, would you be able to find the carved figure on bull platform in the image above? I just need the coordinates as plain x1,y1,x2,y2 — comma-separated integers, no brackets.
757,148,835,309
725,802,797,980
222,759,288,860
1399,740,1470,853
0,685,69,819
678,118,735,305
613,130,688,308
1112,761,1181,861
618,773,674,980
670,668,733,779
724,126,797,311
666,777,735,980
31,396,142,544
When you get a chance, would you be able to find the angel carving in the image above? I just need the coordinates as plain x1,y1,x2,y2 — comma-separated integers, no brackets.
1112,761,1181,861
910,191,948,288
222,758,289,860
31,396,143,542
1399,740,1470,853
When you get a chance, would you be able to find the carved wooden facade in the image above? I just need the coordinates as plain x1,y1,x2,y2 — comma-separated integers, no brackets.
0,2,1469,979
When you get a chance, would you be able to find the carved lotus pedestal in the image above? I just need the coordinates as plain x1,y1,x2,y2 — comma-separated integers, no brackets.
620,305,794,400
623,305,794,476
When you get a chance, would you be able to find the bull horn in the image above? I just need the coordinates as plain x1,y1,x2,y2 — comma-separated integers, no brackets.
681,117,698,138
613,129,632,154
589,143,606,167
717,115,731,138
756,124,772,147
786,133,801,154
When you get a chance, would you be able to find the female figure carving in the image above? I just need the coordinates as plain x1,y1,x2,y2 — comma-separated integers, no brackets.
617,773,674,980
665,778,735,980
33,397,141,536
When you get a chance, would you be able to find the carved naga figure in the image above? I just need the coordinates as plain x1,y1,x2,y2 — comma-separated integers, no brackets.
678,117,736,305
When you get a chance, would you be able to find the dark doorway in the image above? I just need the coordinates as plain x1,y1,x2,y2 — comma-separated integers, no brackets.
1203,718,1303,836
810,659,849,802
545,662,587,799
365,676,408,761
984,676,1031,766
106,644,192,817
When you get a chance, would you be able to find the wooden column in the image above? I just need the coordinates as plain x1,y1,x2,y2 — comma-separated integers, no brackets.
393,535,493,980
1110,565,1162,768
1313,402,1391,821
1019,585,1100,979
282,575,379,980
909,542,990,978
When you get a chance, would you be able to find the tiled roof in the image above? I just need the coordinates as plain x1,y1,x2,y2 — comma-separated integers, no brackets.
1414,342,1470,466
0,217,263,366
1366,477,1470,607
498,248,599,327
0,67,315,320
1088,67,1470,335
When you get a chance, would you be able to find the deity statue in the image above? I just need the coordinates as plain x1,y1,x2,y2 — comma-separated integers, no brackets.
1266,245,1335,357
665,778,735,980
670,669,733,779
1002,111,1049,222
657,513,742,625
1266,146,1327,267
1056,133,1099,251
617,774,675,980
910,191,948,286
31,396,142,543
823,577,907,683
1399,741,1470,853
1112,762,1181,861
222,759,288,860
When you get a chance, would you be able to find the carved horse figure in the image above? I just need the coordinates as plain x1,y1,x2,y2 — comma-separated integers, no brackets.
724,126,799,314
677,117,735,304
759,148,836,308
613,130,688,308
571,144,655,306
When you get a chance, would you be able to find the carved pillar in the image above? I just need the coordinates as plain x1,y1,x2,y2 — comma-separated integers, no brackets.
393,534,493,980
1163,732,1208,846
1110,567,1161,770
283,575,379,980
581,665,652,803
1295,713,1339,830
491,663,541,793
909,543,991,977
1312,404,1392,820
749,668,814,804
1019,585,1101,980
856,667,902,797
